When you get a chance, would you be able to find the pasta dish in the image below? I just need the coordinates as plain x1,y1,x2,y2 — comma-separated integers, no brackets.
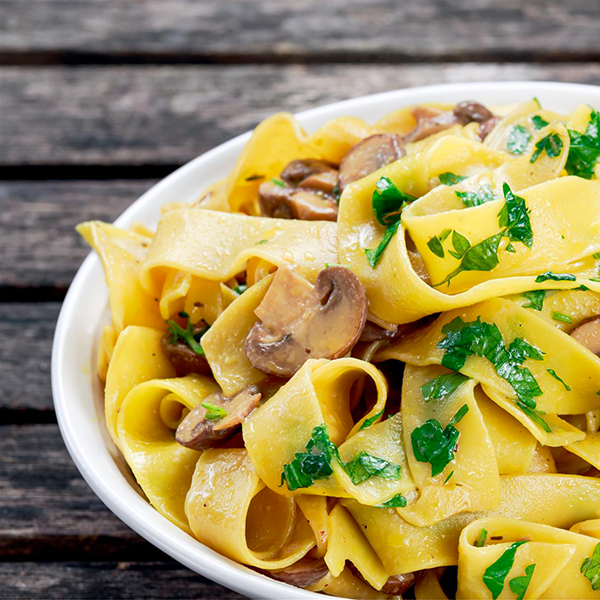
78,97,600,598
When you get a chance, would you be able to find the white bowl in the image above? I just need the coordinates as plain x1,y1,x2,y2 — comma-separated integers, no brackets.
52,81,600,599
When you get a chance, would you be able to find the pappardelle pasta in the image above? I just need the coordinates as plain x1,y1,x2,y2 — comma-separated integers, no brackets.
79,98,600,598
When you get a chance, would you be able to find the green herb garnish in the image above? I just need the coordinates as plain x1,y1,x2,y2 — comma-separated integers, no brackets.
547,368,571,391
271,178,286,187
448,230,471,260
411,404,469,477
234,284,247,295
359,410,384,431
566,110,600,179
517,401,552,433
377,494,407,508
532,115,549,130
509,564,536,600
421,372,470,402
507,125,531,155
439,172,467,186
201,401,227,420
483,541,528,600
552,311,572,324
456,184,496,208
498,183,533,249
530,132,563,163
365,221,399,268
427,235,446,258
522,290,546,311
535,271,576,283
166,311,208,355
341,452,402,485
443,470,454,484
582,542,600,591
475,529,488,548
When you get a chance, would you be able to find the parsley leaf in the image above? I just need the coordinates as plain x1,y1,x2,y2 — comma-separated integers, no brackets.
411,404,469,477
359,410,384,431
498,183,533,249
365,221,399,268
535,271,576,283
234,283,247,295
377,494,407,508
566,110,600,179
421,372,470,401
443,470,454,484
448,230,471,260
166,312,208,356
552,311,572,324
341,452,402,485
281,425,338,491
438,317,544,407
582,542,600,591
475,528,488,548
272,178,286,187
547,368,571,391
509,563,536,600
530,132,563,163
517,401,552,433
483,541,528,600
439,172,467,186
372,176,415,226
532,115,549,130
201,401,227,421
456,184,496,208
507,125,531,155
522,290,546,311
427,235,446,258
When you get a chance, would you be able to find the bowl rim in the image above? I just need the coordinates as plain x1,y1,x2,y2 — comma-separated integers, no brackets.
52,80,600,599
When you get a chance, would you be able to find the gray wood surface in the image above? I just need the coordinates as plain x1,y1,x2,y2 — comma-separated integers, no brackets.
0,0,598,62
2,64,599,167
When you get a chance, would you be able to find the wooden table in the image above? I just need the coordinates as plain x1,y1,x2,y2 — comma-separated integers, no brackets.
1,1,599,597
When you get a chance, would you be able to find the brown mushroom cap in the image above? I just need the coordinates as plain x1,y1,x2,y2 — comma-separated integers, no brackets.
453,100,495,124
245,266,368,377
265,558,329,588
570,316,600,356
258,181,338,222
405,107,462,143
338,134,405,191
280,159,336,186
175,385,261,450
479,116,501,141
162,324,212,377
380,572,416,595
298,170,338,197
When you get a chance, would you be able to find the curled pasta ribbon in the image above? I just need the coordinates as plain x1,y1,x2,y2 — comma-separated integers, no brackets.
243,358,391,502
398,365,500,527
140,207,337,297
117,374,219,533
378,298,600,441
457,517,600,599
104,326,175,446
77,221,163,332
184,448,315,569
342,474,600,576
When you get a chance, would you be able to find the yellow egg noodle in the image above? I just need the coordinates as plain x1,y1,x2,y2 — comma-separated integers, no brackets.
81,98,600,597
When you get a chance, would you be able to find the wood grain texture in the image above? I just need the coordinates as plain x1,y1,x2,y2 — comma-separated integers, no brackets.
0,181,155,290
1,0,599,62
1,63,599,167
0,562,245,599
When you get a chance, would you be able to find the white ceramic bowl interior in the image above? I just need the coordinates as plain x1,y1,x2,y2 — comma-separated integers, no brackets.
52,82,600,599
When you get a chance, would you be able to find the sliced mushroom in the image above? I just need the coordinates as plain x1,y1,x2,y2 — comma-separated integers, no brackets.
404,107,462,144
338,134,405,191
298,170,338,196
258,181,338,221
479,116,501,141
162,323,211,377
245,266,368,376
280,159,337,186
453,100,495,124
175,385,261,450
266,559,329,588
381,572,416,595
570,316,600,356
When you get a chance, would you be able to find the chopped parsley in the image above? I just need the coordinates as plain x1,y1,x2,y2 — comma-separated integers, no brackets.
427,234,446,258
532,115,549,130
522,290,546,311
507,125,531,155
498,183,533,249
566,109,600,179
535,271,576,283
439,172,467,186
438,316,544,408
483,541,528,600
271,177,286,187
475,528,488,548
377,494,407,508
411,404,469,477
365,176,415,268
233,284,247,295
517,401,552,433
420,372,470,402
593,251,600,259
443,470,454,484
359,409,384,431
201,402,227,421
547,368,571,391
448,230,471,260
281,424,402,491
456,184,496,208
509,564,536,600
552,311,572,324
582,542,600,590
166,311,208,356
530,132,563,163
257,239,269,245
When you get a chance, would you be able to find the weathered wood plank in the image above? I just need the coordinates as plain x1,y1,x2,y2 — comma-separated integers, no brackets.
1,63,599,167
0,562,244,599
0,0,599,62
0,181,155,290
